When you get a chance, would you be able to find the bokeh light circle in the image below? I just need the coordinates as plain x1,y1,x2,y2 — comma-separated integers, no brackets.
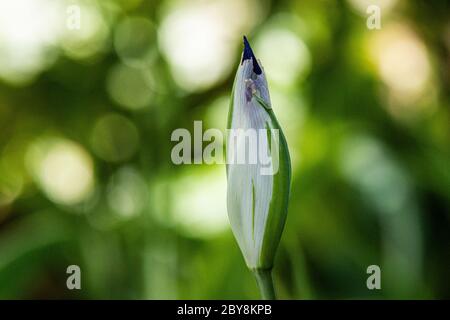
107,166,148,218
114,17,156,68
106,63,154,110
91,113,140,163
27,137,95,206
255,28,311,87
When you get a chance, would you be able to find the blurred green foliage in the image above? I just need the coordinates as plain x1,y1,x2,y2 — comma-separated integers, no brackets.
0,0,449,299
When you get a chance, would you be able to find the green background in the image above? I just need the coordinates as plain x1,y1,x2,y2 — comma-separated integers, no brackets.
0,0,448,299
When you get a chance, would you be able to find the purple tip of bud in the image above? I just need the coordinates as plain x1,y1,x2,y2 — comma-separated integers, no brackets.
242,36,262,75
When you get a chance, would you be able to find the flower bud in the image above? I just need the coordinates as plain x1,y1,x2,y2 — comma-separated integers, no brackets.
226,36,291,271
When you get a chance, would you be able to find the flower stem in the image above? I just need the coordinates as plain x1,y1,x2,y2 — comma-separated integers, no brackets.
252,268,276,300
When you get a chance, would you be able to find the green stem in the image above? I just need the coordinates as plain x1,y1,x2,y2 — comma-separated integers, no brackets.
252,268,276,300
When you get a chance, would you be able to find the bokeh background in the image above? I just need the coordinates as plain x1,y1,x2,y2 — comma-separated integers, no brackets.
0,0,449,299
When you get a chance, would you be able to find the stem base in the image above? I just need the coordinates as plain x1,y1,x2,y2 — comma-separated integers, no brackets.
252,268,276,300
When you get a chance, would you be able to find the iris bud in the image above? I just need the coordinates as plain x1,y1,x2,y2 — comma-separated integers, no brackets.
226,36,291,299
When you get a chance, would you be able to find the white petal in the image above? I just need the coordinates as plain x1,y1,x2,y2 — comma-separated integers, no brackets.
227,59,274,268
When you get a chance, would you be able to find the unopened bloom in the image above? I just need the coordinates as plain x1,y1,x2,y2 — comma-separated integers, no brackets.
226,36,291,297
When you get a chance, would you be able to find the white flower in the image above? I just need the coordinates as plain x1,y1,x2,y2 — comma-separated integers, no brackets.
226,36,291,271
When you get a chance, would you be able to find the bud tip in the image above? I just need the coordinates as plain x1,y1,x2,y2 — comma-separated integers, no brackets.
242,35,262,75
